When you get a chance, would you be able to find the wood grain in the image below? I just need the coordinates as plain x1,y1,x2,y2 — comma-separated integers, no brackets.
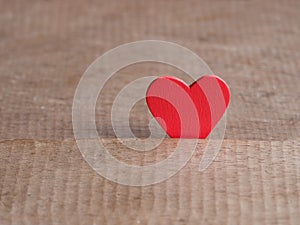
0,139,299,225
0,0,299,224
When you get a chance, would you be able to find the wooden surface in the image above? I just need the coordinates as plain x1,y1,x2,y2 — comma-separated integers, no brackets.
0,0,300,224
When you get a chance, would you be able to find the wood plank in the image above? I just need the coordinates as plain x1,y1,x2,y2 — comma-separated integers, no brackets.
0,0,300,224
0,139,299,224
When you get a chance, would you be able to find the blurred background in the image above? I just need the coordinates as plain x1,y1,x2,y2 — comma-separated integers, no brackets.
1,0,299,141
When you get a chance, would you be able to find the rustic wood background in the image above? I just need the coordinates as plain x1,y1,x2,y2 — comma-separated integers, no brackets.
0,0,299,224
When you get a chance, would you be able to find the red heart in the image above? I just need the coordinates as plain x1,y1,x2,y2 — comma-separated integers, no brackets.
146,75,230,138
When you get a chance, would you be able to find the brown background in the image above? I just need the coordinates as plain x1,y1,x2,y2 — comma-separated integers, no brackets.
0,0,299,224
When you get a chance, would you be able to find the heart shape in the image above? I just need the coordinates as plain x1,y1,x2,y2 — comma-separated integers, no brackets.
146,75,230,138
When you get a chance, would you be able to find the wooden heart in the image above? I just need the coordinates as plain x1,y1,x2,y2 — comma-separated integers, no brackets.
146,75,230,138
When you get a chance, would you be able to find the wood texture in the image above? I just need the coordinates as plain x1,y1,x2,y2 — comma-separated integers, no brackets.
0,0,300,224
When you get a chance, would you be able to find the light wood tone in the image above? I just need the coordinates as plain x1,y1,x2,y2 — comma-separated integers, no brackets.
0,0,299,224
